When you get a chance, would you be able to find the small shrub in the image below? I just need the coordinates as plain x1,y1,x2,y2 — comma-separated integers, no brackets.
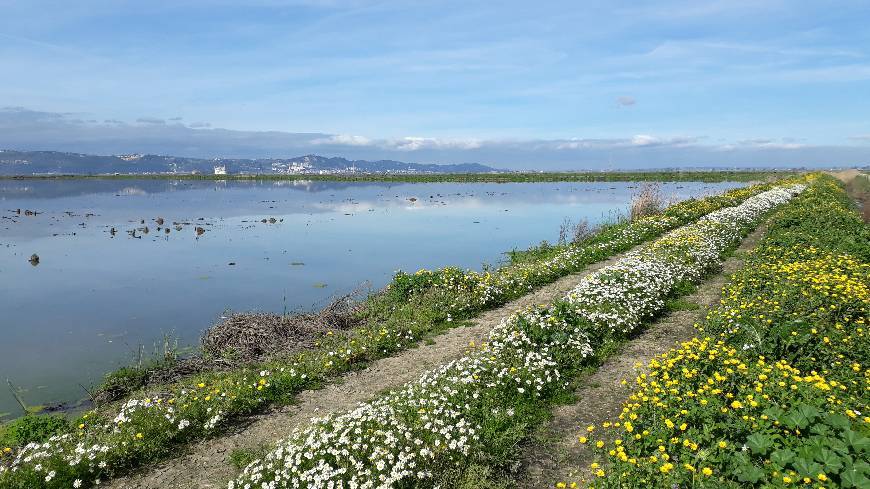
0,415,70,447
630,183,664,220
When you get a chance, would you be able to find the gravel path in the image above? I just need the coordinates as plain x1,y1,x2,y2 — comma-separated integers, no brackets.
515,223,769,488
108,248,638,489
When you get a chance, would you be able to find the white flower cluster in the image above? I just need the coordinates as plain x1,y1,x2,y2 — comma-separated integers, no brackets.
566,185,804,337
231,185,804,489
396,185,778,316
0,183,798,489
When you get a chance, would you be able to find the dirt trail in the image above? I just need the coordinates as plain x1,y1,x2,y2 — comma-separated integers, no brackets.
515,223,769,488
108,248,639,489
828,170,869,223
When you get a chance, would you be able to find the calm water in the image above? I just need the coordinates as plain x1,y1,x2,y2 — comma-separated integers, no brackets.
0,178,744,416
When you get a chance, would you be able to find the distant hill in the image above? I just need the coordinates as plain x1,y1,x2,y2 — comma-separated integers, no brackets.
0,150,500,176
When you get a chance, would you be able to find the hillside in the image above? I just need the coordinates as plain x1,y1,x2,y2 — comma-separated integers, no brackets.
0,150,499,176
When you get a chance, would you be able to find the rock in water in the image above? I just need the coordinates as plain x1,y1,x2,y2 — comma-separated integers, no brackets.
29,254,39,266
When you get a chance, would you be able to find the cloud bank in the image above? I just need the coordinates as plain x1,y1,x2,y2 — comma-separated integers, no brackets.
1,107,868,170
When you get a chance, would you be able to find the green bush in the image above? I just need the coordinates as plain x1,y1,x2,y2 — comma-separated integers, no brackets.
0,415,70,447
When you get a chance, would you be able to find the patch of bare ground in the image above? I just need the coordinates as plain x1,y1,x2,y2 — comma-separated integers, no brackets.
107,247,640,489
514,223,769,489
828,170,869,223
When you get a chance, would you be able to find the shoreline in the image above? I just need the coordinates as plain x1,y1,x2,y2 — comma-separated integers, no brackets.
0,169,790,183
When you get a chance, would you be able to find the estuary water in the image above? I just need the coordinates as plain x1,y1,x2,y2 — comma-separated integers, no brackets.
0,178,744,416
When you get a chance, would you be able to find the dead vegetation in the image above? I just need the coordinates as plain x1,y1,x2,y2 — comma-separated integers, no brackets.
94,289,367,404
557,217,596,246
629,183,664,221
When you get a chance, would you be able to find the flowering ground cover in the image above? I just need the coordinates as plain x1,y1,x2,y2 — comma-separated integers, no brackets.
0,180,797,489
222,184,804,489
566,176,869,488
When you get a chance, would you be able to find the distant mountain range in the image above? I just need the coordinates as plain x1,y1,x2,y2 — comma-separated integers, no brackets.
0,150,500,176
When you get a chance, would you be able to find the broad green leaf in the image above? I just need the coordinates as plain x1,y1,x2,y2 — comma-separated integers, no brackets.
735,463,765,483
815,448,843,470
746,433,774,455
770,449,795,466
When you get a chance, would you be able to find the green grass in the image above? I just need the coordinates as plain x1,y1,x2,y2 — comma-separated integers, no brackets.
0,178,801,489
0,415,70,448
664,297,701,312
228,445,270,471
579,175,870,488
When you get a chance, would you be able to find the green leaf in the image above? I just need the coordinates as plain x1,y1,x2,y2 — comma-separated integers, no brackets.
826,413,850,430
783,410,810,430
735,463,765,483
844,429,870,453
841,467,869,489
792,458,822,479
796,404,820,423
770,449,795,467
763,406,785,422
815,448,843,471
746,433,774,455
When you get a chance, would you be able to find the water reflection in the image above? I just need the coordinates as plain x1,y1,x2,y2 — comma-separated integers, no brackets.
0,178,743,416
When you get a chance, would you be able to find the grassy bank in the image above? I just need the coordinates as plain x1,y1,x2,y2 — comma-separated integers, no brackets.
0,179,798,488
571,175,868,488
1,170,790,183
225,183,805,488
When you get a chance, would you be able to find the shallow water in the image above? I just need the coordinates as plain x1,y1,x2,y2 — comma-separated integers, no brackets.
0,178,743,416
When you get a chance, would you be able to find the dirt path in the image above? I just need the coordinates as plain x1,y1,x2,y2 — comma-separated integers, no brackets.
828,170,870,223
108,248,639,489
515,223,769,488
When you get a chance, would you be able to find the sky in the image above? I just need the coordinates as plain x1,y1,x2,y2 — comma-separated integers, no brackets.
2,0,870,169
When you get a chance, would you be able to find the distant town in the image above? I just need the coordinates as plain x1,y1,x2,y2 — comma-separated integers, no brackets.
0,150,499,176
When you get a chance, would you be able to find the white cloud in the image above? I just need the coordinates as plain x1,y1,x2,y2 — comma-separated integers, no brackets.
554,135,699,150
311,134,373,146
617,96,636,106
631,134,658,146
383,137,483,151
2,107,868,170
848,134,870,143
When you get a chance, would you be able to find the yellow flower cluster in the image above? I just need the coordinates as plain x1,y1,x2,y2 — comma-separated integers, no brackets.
565,177,869,488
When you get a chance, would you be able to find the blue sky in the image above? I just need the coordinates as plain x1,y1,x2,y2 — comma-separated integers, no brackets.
2,0,870,169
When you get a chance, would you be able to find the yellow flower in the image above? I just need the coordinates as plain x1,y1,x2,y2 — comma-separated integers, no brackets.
718,441,728,448
702,467,713,476
556,483,566,488
783,475,792,483
818,474,828,482
197,382,206,388
578,436,588,444
78,423,85,429
595,469,605,477
135,432,143,439
596,440,605,448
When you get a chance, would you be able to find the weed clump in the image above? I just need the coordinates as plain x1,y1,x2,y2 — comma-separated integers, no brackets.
630,183,664,220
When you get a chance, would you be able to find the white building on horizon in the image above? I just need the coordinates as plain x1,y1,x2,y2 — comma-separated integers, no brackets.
214,164,227,175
